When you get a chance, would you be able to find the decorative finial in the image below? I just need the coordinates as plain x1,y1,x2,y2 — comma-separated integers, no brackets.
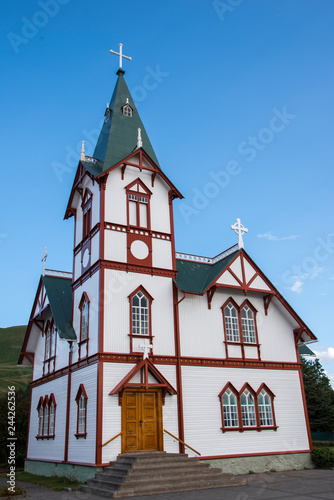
41,247,48,276
126,98,129,104
109,43,132,69
139,339,153,359
80,141,85,161
137,128,143,149
231,218,248,249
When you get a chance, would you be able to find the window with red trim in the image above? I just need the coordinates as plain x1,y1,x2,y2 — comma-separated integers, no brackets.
219,383,277,432
126,180,151,229
82,191,92,239
222,299,260,360
128,286,154,354
44,321,56,375
36,394,56,439
79,293,89,359
75,384,88,438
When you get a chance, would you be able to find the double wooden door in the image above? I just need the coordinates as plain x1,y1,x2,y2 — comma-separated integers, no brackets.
122,389,162,453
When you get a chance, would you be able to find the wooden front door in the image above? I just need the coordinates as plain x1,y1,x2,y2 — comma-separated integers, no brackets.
122,389,162,453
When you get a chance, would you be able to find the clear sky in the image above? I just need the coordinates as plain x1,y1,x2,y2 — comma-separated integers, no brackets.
1,1,333,380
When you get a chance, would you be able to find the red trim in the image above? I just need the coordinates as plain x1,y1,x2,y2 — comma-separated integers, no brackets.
64,343,73,462
109,357,177,405
298,366,313,450
173,284,185,453
198,449,311,461
82,189,92,241
96,149,183,200
25,457,111,467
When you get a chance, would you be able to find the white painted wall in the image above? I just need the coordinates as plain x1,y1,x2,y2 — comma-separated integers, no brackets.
103,270,175,355
68,363,98,464
152,238,173,269
72,271,100,363
27,375,68,461
181,366,309,458
178,289,298,363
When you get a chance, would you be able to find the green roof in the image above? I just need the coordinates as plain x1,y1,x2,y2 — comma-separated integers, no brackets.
175,251,239,294
299,344,316,356
92,69,160,172
42,275,76,340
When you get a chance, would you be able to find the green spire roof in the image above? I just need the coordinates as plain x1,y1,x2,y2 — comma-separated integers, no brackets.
93,69,160,171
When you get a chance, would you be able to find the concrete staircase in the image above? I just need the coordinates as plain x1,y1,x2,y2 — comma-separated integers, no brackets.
81,452,246,498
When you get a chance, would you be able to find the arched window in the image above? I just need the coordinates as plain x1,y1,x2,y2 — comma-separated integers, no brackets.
240,388,257,427
122,104,133,117
49,394,56,436
79,293,90,359
75,384,88,438
258,388,274,427
241,304,256,343
37,397,44,436
222,388,239,428
43,397,49,436
132,291,149,335
224,303,239,342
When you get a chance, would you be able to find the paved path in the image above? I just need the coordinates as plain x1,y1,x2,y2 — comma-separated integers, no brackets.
1,469,334,499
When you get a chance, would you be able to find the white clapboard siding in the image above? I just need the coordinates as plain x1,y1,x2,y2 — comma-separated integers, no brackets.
105,230,127,262
152,238,173,269
181,366,308,458
67,363,98,464
27,375,68,461
103,270,175,355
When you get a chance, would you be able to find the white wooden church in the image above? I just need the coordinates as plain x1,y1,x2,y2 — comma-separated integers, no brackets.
19,46,316,479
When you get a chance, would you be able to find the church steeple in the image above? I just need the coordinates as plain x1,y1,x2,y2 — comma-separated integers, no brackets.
93,68,160,170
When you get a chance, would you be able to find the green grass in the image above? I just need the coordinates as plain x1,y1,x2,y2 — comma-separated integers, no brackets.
0,326,31,394
0,472,82,491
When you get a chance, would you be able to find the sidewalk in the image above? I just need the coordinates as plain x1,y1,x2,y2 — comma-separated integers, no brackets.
1,469,334,499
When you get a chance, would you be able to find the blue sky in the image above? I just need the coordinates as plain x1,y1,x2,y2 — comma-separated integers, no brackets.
1,1,334,380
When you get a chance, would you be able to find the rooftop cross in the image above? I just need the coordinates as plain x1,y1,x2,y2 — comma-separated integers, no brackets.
109,43,132,69
41,247,48,276
139,339,153,359
231,218,248,249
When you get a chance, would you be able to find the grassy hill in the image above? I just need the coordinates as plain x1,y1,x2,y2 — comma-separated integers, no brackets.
0,326,32,393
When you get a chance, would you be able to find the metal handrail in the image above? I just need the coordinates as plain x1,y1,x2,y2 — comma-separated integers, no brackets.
164,429,201,456
102,431,123,448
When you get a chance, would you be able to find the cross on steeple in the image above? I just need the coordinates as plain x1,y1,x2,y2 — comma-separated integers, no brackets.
231,218,248,249
109,43,132,69
41,247,48,276
139,339,153,359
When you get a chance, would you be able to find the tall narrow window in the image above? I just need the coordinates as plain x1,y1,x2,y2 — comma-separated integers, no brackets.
48,394,56,436
132,291,149,335
224,303,240,342
258,389,274,427
81,298,89,341
126,179,151,229
241,305,256,343
79,293,90,359
82,191,92,239
240,388,257,427
75,384,88,438
222,388,239,428
50,324,56,358
37,397,44,436
43,400,49,435
45,324,51,360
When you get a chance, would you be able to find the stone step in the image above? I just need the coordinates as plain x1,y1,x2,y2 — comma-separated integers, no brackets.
87,474,235,491
95,465,221,483
110,457,203,471
81,475,246,498
105,461,211,475
90,467,223,487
